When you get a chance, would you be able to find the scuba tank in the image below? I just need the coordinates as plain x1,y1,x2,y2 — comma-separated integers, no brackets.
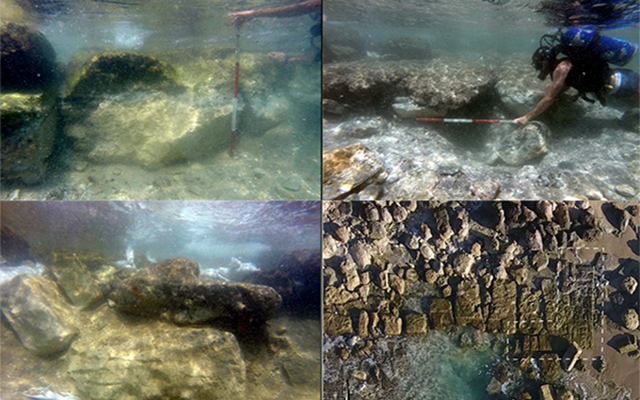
559,27,638,66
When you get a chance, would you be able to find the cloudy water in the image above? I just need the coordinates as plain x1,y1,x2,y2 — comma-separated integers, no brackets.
2,0,321,200
1,201,321,399
323,0,639,201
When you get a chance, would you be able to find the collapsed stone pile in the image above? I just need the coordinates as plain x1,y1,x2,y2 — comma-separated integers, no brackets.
0,252,319,400
323,201,638,399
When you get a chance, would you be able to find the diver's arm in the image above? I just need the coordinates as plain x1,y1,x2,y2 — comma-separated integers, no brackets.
515,60,571,125
230,0,321,26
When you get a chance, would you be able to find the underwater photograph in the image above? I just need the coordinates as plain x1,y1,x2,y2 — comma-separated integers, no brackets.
1,0,321,200
323,200,639,400
1,201,321,400
322,0,639,201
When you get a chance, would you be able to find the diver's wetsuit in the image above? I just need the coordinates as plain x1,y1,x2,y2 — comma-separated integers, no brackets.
547,55,638,105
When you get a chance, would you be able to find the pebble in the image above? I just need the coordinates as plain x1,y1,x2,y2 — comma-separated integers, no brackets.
615,184,636,198
279,175,301,192
75,160,89,172
113,168,122,176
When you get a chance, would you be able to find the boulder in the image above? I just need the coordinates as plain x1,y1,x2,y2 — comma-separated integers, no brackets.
322,61,409,108
341,260,361,292
0,275,79,356
486,280,517,334
490,121,550,166
358,310,369,337
69,322,246,400
48,253,104,309
455,279,484,330
1,91,58,184
405,313,428,335
622,308,639,331
109,258,281,324
323,143,385,200
349,242,371,268
382,314,402,336
1,22,58,91
65,90,234,169
325,286,359,306
63,51,182,102
401,57,496,116
453,253,475,276
622,276,638,296
429,298,454,330
324,313,353,336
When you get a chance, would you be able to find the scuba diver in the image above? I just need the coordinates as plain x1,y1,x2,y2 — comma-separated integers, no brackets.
515,27,639,126
228,0,321,63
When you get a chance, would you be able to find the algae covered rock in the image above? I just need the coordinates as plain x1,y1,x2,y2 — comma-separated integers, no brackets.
69,321,247,400
0,274,79,356
1,91,58,184
109,258,282,324
63,51,183,101
1,22,58,91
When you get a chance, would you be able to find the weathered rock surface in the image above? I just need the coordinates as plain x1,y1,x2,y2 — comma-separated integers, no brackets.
405,313,427,335
323,58,495,115
69,321,246,400
429,298,454,331
0,274,79,356
65,91,234,169
1,22,58,91
48,253,103,309
490,121,550,166
454,279,484,330
63,51,182,102
324,313,353,336
323,143,385,200
1,92,58,184
622,308,639,331
109,258,282,324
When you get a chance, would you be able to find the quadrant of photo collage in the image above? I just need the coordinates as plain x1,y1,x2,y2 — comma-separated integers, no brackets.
323,201,639,400
2,0,321,201
0,201,321,400
322,0,639,201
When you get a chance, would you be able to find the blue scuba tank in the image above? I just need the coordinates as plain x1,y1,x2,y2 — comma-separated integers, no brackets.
559,27,638,66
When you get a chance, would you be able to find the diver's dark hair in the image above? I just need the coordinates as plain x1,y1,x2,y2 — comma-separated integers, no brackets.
532,31,562,80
